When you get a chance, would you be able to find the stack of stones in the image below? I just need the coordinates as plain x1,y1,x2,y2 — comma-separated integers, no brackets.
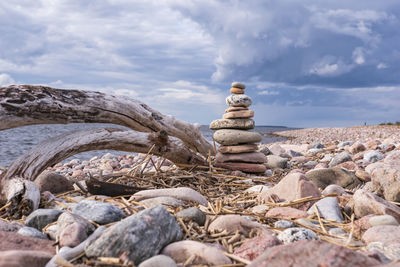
210,82,266,173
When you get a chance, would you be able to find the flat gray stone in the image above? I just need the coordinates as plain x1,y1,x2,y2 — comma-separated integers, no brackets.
139,197,184,208
210,119,255,130
369,215,399,227
213,129,261,145
231,82,246,89
25,209,64,231
274,220,296,229
364,150,384,163
265,155,288,169
308,197,343,223
72,199,125,225
277,227,319,244
85,205,182,265
176,207,206,226
328,152,352,167
17,226,48,239
138,255,177,267
226,94,252,107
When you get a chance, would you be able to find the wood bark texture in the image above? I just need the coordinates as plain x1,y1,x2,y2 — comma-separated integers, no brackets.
0,84,212,156
1,128,206,182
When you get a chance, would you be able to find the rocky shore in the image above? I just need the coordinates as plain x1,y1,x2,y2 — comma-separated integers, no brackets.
1,126,400,266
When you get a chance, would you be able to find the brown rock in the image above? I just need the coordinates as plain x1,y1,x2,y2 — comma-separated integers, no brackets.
222,110,254,119
371,167,400,202
344,215,374,239
265,207,308,219
248,240,380,267
225,106,248,113
230,87,244,94
365,140,381,150
234,233,281,260
208,215,267,235
353,189,400,223
336,161,359,171
231,82,246,89
259,173,321,210
305,167,362,190
355,170,371,182
59,222,89,248
0,250,53,267
162,240,231,266
218,144,258,154
349,142,366,154
215,151,266,164
34,171,74,194
384,150,400,168
214,162,266,173
0,230,56,253
362,225,400,245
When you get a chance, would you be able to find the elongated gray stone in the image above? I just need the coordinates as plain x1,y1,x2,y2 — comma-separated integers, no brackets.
85,205,182,265
25,209,64,231
213,129,262,145
72,199,125,225
210,119,255,130
17,226,48,239
308,197,343,223
226,94,252,107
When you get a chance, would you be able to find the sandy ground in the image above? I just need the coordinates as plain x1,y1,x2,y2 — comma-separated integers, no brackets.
273,125,400,145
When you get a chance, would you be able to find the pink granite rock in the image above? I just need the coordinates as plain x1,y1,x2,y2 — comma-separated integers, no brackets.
371,167,400,202
222,110,254,119
259,173,321,210
336,161,359,171
234,233,281,260
265,207,308,219
208,215,267,235
162,240,231,266
349,142,366,154
248,240,380,267
353,189,400,223
0,250,54,267
215,151,266,164
362,225,400,245
214,162,266,173
218,144,258,154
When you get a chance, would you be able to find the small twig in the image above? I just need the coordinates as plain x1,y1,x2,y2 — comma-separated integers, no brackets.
223,252,251,265
314,204,328,234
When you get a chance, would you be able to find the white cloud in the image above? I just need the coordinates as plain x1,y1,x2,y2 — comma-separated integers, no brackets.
0,73,15,86
258,90,280,95
377,63,388,69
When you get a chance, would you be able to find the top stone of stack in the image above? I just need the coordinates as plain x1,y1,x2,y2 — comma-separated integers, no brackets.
231,82,246,89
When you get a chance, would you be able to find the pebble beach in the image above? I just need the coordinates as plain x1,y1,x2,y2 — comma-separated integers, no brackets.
1,125,400,266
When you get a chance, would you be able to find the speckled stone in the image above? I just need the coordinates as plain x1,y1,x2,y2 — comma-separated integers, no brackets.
226,94,252,107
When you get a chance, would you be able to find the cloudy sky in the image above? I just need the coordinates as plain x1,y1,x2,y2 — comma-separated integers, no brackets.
1,1,399,128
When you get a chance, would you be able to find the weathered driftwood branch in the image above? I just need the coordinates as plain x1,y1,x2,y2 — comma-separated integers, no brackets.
1,128,205,181
0,84,212,156
0,128,206,217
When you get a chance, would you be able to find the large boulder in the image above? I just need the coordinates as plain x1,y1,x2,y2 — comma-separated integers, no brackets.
248,240,380,267
85,206,182,265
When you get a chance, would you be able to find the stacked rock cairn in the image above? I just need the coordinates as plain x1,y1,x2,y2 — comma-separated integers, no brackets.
210,82,267,173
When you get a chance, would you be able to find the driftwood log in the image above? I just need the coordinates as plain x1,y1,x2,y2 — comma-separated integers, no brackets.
0,85,212,217
0,85,212,156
